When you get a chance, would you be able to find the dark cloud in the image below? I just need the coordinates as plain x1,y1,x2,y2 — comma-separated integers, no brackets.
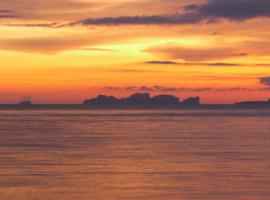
104,85,201,92
0,15,16,18
215,87,253,92
76,0,270,26
104,86,258,93
140,86,179,92
1,0,270,26
0,22,63,28
186,0,270,21
145,60,243,66
78,13,203,26
260,77,270,86
0,9,16,18
0,10,13,13
145,61,178,65
206,63,241,67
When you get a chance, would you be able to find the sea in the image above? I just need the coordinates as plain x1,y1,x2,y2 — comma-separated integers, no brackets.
0,109,269,200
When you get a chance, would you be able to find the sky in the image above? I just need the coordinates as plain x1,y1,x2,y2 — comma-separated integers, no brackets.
1,0,270,104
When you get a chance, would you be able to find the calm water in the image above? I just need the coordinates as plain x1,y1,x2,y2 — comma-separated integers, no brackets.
0,109,269,200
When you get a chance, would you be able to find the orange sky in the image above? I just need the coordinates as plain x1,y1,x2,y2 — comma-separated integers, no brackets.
0,0,270,104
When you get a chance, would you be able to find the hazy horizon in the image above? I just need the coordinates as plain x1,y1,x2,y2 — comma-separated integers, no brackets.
0,92,269,105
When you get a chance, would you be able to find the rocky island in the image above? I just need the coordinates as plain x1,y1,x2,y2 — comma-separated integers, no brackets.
83,93,200,108
1,95,270,110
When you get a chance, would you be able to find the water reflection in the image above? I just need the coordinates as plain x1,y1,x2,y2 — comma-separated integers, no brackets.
0,110,269,200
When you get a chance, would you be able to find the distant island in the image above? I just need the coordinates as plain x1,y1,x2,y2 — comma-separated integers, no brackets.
235,99,270,107
83,93,200,108
18,100,32,107
0,93,270,110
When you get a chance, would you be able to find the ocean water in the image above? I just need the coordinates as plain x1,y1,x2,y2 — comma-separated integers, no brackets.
0,109,269,200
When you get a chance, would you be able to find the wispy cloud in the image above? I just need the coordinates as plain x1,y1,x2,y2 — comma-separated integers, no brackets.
103,85,262,93
0,9,17,18
144,61,243,67
0,22,64,28
145,61,179,65
77,13,204,26
145,60,270,67
146,46,248,62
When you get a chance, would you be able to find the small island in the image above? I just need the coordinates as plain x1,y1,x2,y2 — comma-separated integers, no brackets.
235,99,270,107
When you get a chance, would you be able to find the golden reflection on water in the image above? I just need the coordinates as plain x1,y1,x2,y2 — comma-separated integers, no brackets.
0,110,270,200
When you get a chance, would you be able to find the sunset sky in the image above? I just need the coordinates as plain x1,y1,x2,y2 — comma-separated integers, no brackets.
1,0,270,104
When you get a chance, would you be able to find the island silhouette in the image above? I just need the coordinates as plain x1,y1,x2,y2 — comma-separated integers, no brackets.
18,100,32,107
0,93,269,109
83,93,200,108
235,99,270,106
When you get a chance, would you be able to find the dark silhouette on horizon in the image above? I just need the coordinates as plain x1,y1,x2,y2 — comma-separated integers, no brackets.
83,93,200,108
235,99,270,107
19,100,32,107
182,97,200,106
0,94,270,110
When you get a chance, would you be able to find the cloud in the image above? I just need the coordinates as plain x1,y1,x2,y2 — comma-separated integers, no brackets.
104,86,258,92
204,63,242,67
0,10,13,13
2,0,270,25
257,87,270,91
0,9,16,18
145,61,178,65
260,77,270,86
145,60,243,66
144,60,270,67
186,0,270,21
75,0,270,25
105,85,212,92
74,0,270,26
104,86,120,90
0,22,64,28
80,47,118,52
0,0,99,21
146,46,248,61
215,87,253,92
0,37,89,54
0,0,188,22
0,30,142,54
140,86,179,92
77,13,204,26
